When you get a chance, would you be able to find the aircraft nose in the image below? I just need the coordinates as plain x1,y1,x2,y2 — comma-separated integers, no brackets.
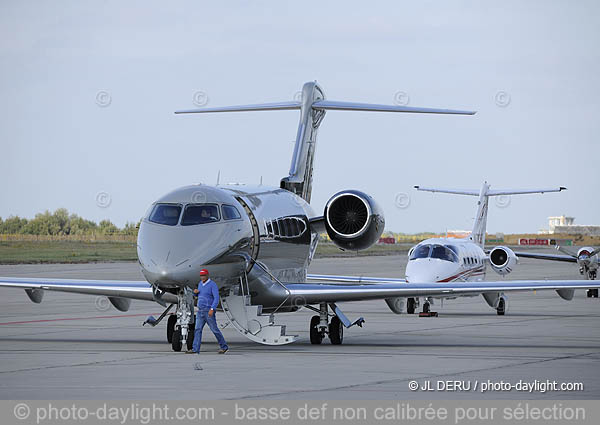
405,259,452,283
137,221,213,285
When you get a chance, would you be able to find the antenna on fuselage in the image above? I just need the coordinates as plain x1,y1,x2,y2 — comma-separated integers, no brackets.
216,170,221,186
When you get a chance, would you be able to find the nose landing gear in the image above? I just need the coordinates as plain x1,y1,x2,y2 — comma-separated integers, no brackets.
418,298,438,317
170,287,195,352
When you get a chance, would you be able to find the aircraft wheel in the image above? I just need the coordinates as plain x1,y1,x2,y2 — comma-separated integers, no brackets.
407,298,416,314
496,298,506,316
167,314,176,343
171,327,183,352
422,301,430,314
309,315,323,344
587,290,593,298
328,316,343,345
186,323,195,351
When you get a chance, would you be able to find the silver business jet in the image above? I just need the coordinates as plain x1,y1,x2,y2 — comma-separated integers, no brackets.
1,82,598,351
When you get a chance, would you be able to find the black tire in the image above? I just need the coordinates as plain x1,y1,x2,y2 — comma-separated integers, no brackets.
407,298,415,314
587,290,593,298
167,315,176,343
497,298,506,316
309,315,323,345
328,316,343,345
593,289,599,298
422,302,430,314
171,327,182,352
186,323,195,351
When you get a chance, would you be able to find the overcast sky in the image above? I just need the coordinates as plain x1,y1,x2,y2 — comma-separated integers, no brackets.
1,0,598,234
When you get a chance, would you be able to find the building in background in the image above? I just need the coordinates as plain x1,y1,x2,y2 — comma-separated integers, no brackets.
541,215,600,236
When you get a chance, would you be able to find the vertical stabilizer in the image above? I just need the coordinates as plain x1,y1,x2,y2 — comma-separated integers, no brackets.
470,182,490,247
280,82,326,202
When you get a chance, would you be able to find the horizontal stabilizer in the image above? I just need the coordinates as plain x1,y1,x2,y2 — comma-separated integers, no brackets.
487,187,566,196
414,186,566,196
414,186,479,196
312,100,475,115
175,101,301,114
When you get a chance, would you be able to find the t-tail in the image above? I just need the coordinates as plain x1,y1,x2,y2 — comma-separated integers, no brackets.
176,81,475,203
414,182,567,247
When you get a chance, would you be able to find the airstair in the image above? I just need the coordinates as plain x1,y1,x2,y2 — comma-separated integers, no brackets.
220,268,297,345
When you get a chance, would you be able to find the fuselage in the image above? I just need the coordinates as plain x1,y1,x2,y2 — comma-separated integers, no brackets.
405,237,487,283
137,184,319,305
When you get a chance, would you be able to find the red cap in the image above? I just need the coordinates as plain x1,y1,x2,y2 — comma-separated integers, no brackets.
199,269,209,276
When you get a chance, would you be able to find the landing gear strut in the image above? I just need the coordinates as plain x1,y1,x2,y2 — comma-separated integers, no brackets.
418,298,438,317
170,287,195,352
309,303,347,345
422,301,430,314
496,296,506,315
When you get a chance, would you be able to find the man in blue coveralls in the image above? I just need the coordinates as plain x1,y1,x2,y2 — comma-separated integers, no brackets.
187,269,229,354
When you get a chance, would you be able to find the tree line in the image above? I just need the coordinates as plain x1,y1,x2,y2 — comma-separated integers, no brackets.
0,208,138,236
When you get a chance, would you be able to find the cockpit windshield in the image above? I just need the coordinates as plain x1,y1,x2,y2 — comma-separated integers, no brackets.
181,204,220,226
149,204,182,226
431,244,459,262
410,244,431,260
409,243,459,263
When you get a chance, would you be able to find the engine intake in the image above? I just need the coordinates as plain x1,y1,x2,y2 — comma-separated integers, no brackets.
489,246,517,276
324,190,385,251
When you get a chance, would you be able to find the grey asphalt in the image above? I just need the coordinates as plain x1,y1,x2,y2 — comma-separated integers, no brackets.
0,252,599,400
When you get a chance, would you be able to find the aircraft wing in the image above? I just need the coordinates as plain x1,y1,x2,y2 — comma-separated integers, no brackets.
289,277,599,304
0,277,175,303
512,251,577,263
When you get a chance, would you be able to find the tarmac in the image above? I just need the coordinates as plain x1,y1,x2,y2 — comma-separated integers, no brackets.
0,251,599,400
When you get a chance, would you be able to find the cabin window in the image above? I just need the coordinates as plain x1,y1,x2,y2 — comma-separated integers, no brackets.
181,204,220,226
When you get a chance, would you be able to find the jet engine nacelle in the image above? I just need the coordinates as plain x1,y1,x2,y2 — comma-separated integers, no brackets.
489,246,517,276
577,247,595,258
324,190,385,251
385,297,405,314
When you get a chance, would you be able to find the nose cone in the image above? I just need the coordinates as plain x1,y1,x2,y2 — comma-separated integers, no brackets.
406,259,458,283
137,220,249,287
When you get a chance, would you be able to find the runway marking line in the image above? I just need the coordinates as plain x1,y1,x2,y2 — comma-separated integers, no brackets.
0,313,159,326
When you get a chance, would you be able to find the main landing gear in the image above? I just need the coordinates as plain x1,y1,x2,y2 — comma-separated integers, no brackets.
496,296,506,315
309,303,364,345
418,298,438,317
587,289,599,298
